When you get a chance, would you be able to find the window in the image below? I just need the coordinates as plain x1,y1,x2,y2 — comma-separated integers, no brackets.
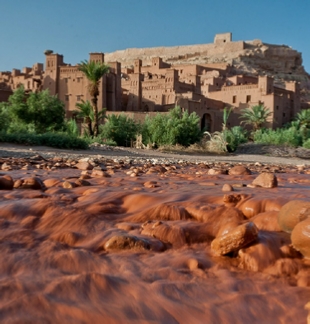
65,78,68,83
232,95,236,103
276,106,279,110
76,95,81,101
65,95,69,101
283,113,286,117
77,77,80,83
246,95,251,103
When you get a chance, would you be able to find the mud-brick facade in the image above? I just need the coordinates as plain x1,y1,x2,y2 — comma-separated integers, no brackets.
43,51,121,118
0,63,44,102
121,52,300,131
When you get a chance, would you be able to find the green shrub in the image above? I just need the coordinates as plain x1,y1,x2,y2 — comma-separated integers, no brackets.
99,114,140,147
0,132,88,149
253,127,303,147
302,139,310,149
65,119,79,137
5,86,65,134
223,126,248,152
143,106,202,147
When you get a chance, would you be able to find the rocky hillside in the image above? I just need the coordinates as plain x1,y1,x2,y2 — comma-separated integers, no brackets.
105,38,310,105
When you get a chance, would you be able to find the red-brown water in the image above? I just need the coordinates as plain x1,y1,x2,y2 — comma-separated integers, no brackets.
1,161,310,323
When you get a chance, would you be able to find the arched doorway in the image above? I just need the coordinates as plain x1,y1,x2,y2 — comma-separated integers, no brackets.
201,113,212,131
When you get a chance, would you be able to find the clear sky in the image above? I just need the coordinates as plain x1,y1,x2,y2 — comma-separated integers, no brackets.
0,0,309,73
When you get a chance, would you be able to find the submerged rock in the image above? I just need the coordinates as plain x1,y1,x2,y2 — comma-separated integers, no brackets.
228,165,251,175
278,200,310,233
13,177,46,190
104,234,165,252
211,222,258,256
0,175,14,190
291,218,310,258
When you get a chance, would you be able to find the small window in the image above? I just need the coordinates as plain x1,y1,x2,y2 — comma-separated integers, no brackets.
232,95,236,103
276,106,279,110
283,113,286,117
65,95,69,101
77,77,80,83
246,95,251,103
65,78,68,83
76,95,81,101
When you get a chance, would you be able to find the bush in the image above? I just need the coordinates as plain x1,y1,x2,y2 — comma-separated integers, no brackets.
302,139,310,149
143,106,202,147
223,126,248,152
99,114,140,147
253,127,303,147
5,86,65,134
0,131,88,149
65,119,79,137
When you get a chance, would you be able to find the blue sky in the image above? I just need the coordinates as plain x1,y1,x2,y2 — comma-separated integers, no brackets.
0,0,309,73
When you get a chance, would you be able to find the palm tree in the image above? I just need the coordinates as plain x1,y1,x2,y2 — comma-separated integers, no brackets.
75,100,94,136
240,104,272,131
295,109,310,128
78,60,109,136
222,106,233,131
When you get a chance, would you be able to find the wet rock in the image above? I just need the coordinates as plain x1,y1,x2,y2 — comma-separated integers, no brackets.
252,211,282,231
75,161,93,171
104,234,164,252
75,179,91,187
238,232,290,272
144,181,158,188
141,220,186,247
62,181,77,189
14,177,46,190
44,178,61,188
0,175,14,190
278,200,310,233
222,194,244,206
229,165,251,175
187,258,201,270
1,163,12,171
211,222,258,256
208,168,227,175
222,184,234,192
252,172,278,188
291,218,310,258
79,174,91,180
91,170,111,177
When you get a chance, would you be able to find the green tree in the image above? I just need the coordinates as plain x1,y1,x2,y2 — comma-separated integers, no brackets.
295,109,310,128
26,90,65,133
0,102,11,133
240,104,272,131
6,86,65,133
78,60,110,137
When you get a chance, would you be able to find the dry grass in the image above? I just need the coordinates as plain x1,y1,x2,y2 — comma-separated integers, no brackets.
157,132,229,155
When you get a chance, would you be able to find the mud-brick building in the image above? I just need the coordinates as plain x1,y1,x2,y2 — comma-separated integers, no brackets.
42,51,122,117
203,75,300,129
0,63,44,102
121,52,300,132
